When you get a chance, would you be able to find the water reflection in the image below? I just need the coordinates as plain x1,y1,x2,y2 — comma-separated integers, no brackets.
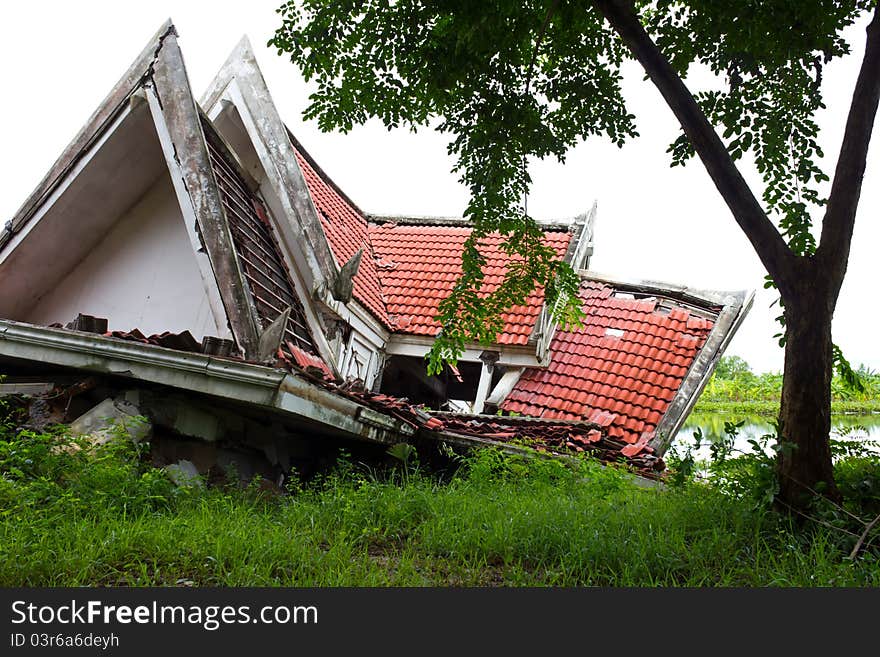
673,413,880,461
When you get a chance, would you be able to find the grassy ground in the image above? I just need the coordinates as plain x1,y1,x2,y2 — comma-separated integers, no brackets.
693,399,880,416
2,416,880,586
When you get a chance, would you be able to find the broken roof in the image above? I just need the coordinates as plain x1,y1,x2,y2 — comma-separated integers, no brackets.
291,140,579,343
0,316,663,477
0,21,753,478
505,278,721,453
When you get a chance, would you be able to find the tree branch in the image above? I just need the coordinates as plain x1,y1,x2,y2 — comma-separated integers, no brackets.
525,0,559,96
850,512,880,560
592,0,796,292
818,1,880,297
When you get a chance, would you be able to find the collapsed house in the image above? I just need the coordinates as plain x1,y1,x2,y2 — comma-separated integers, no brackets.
0,22,752,484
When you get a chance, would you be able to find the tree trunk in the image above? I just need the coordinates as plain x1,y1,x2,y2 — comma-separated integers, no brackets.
591,0,880,513
776,273,840,508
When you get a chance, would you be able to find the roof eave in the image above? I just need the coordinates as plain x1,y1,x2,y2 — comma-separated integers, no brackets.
578,269,746,310
2,20,176,251
0,318,415,445
366,213,573,232
645,285,755,455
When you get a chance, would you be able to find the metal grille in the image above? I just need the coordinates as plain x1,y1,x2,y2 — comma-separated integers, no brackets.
201,117,318,356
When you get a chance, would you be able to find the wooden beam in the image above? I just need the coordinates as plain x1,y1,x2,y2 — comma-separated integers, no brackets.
148,32,262,359
472,353,498,415
485,367,525,407
385,334,541,367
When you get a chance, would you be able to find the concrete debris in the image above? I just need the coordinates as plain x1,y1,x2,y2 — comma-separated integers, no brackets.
69,397,152,447
171,405,220,442
163,459,203,488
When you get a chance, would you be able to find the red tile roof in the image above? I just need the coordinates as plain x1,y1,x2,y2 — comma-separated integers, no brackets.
279,342,336,381
369,223,572,344
292,142,573,344
294,148,390,326
502,280,717,450
106,328,201,352
433,414,662,475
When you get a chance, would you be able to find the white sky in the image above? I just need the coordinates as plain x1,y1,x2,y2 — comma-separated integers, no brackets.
1,1,877,374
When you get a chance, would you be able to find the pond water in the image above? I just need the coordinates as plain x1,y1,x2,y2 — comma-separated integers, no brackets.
673,413,880,461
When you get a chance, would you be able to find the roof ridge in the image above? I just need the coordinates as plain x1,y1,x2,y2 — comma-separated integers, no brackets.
367,213,573,232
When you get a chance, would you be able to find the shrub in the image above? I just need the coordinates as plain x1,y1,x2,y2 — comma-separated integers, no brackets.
0,418,179,517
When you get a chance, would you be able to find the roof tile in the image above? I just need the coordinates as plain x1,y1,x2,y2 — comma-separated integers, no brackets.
369,222,571,344
501,280,716,445
294,148,390,325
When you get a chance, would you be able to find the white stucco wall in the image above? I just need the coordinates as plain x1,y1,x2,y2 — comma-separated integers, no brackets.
26,172,229,340
339,333,379,386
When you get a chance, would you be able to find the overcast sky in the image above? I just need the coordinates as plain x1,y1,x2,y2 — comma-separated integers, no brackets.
2,1,877,374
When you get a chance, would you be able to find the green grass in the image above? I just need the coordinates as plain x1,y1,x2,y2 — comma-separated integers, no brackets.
693,399,880,416
2,416,880,587
693,356,880,416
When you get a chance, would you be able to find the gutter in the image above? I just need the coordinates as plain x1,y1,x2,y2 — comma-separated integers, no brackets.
0,318,414,445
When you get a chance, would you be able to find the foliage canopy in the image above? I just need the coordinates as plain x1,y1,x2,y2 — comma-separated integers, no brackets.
270,0,874,373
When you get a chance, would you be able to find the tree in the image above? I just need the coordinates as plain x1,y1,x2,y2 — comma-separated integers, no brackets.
271,0,880,509
714,356,754,381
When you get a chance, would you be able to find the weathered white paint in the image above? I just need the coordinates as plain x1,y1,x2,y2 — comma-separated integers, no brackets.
533,205,598,363
0,103,166,320
26,173,228,340
472,360,494,415
569,203,597,271
485,367,526,406
143,83,233,343
0,104,136,263
341,333,383,386
319,286,389,380
385,334,542,367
